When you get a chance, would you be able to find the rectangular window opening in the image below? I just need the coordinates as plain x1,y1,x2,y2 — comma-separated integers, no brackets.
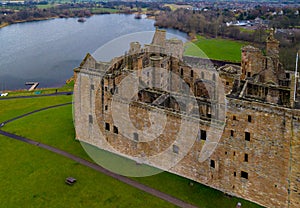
105,105,108,111
105,122,110,131
89,115,93,124
245,132,250,141
241,171,248,179
113,126,118,134
230,130,234,137
248,115,252,122
233,115,237,120
173,145,179,154
210,160,215,168
244,154,248,162
201,130,207,140
133,132,139,142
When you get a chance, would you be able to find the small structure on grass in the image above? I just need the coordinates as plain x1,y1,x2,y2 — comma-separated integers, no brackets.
65,177,76,185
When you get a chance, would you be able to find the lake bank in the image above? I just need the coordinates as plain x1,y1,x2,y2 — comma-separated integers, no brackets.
0,16,60,29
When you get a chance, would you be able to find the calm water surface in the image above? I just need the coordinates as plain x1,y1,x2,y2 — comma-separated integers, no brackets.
0,14,187,90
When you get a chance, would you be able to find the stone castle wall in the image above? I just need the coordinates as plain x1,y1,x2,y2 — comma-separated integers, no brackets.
73,29,300,208
74,65,300,207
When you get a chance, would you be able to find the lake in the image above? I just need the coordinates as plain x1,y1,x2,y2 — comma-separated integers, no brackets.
0,14,187,90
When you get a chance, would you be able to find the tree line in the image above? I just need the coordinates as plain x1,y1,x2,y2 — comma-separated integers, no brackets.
154,8,300,70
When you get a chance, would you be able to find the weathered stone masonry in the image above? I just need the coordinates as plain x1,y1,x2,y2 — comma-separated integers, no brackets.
74,29,300,208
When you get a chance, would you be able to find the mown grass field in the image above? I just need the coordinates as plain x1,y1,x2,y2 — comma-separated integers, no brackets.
0,94,263,208
36,4,57,9
3,81,73,97
0,95,72,123
239,27,255,34
164,4,193,11
90,8,119,14
184,35,247,63
0,135,175,208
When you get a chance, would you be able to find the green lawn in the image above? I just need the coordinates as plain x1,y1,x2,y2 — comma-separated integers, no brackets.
184,35,246,62
1,94,263,208
135,173,262,208
0,135,175,208
5,81,74,97
0,95,72,123
90,8,118,14
1,104,89,161
36,4,57,9
2,101,162,176
239,27,255,34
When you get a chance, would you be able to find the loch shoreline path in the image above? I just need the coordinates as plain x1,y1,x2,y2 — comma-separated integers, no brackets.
0,100,198,208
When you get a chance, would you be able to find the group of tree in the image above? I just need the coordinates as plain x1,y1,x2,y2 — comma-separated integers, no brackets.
154,8,300,70
0,1,166,25
1,1,299,70
237,5,300,28
0,3,113,25
154,8,269,43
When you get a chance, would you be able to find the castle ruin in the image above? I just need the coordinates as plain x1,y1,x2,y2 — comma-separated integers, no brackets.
73,29,300,208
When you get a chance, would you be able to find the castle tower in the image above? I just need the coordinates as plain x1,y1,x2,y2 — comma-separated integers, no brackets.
151,28,166,47
129,42,141,54
266,28,279,57
240,45,261,80
265,29,284,81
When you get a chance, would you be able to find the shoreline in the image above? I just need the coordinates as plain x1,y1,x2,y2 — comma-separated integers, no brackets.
0,22,9,29
0,16,60,29
0,11,139,29
0,10,153,29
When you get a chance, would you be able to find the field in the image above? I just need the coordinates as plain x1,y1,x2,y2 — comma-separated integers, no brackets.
184,35,247,63
36,4,57,9
0,93,263,208
0,95,72,123
90,8,119,14
164,4,193,11
239,27,255,34
2,81,73,97
0,135,175,208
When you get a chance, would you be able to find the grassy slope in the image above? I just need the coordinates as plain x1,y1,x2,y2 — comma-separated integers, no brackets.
4,81,73,97
90,8,118,14
0,95,72,123
1,95,263,208
2,104,90,161
36,4,57,9
0,135,175,208
184,35,246,63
